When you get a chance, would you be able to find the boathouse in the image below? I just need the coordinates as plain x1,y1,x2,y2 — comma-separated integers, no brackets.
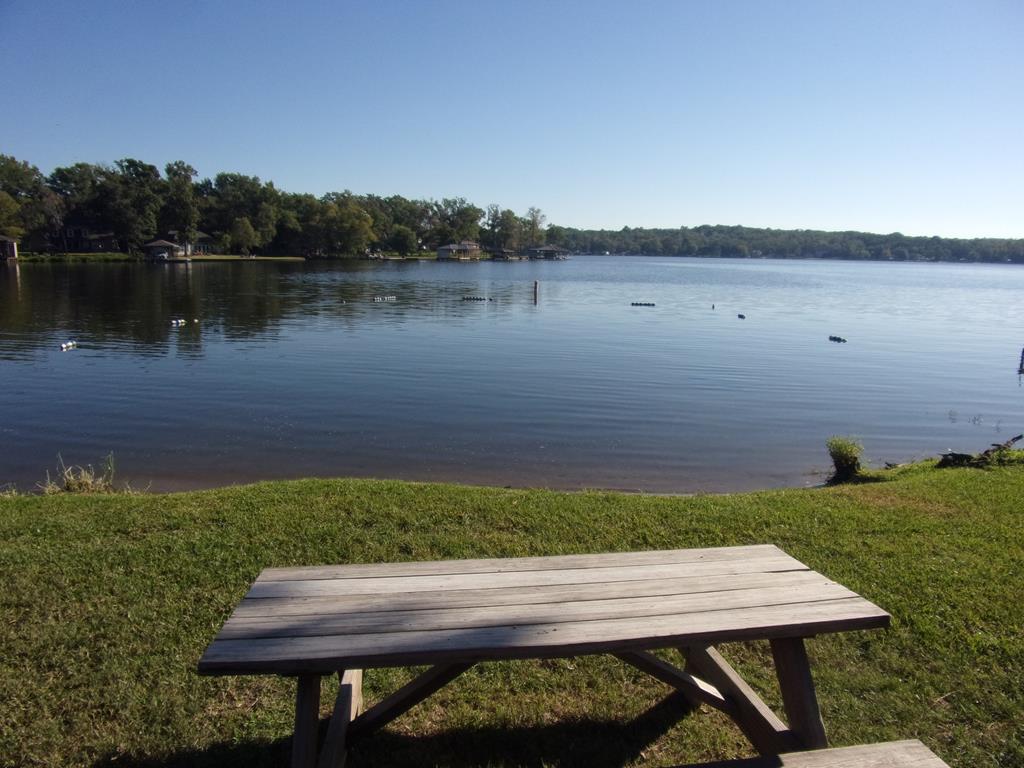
437,241,482,260
142,239,186,260
527,245,569,260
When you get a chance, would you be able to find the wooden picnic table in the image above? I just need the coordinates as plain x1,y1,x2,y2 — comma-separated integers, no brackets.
199,544,890,768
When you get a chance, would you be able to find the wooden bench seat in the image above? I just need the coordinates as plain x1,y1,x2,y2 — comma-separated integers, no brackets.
674,740,949,768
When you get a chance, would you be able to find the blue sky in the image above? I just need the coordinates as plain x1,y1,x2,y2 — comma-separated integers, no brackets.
2,0,1022,238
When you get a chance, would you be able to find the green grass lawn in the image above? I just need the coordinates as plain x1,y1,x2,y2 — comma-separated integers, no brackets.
1,464,1021,767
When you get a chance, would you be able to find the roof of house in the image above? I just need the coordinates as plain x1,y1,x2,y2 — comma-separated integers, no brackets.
143,239,180,248
0,235,18,243
167,229,212,240
439,241,481,250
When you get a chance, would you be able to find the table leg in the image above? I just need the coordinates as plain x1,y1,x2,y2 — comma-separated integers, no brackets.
682,645,798,755
292,674,322,768
770,637,827,749
318,670,363,768
350,663,473,740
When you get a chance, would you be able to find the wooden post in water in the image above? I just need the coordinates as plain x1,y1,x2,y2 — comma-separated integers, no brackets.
533,280,539,304
1018,346,1024,375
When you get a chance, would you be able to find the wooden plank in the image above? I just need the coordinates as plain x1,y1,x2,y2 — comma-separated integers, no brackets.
670,739,950,767
771,637,828,749
614,650,729,711
341,668,363,717
232,569,832,619
258,545,788,581
348,663,473,740
315,670,363,768
246,554,809,599
220,582,862,640
199,597,889,674
683,644,798,755
291,674,321,768
317,681,351,768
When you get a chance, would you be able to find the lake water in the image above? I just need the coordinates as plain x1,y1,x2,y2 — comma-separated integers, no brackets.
1,256,1022,493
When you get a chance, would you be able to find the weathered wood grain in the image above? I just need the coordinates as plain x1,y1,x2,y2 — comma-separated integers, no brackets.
614,650,728,711
220,582,861,641
683,644,798,755
317,683,350,768
771,637,828,749
232,570,832,619
200,597,888,674
258,544,788,582
246,554,808,600
670,739,950,767
291,674,321,768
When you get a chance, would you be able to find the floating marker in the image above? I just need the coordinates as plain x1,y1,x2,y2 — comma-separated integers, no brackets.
737,314,746,319
829,335,848,343
631,302,656,307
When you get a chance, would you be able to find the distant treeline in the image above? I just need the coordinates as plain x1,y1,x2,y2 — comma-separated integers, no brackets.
2,153,1021,262
547,224,1024,263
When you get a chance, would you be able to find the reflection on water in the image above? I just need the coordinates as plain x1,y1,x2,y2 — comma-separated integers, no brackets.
1,256,1022,493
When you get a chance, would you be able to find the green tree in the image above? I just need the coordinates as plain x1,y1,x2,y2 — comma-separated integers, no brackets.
546,224,567,247
99,159,164,251
48,162,105,249
161,161,199,250
318,197,373,255
0,154,61,245
497,208,521,250
388,224,418,255
0,191,23,238
426,198,483,247
525,206,546,246
230,216,258,255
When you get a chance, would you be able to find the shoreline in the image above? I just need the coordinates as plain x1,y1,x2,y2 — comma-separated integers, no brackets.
5,462,834,498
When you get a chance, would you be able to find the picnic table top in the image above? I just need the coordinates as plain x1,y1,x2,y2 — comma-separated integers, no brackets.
198,544,890,675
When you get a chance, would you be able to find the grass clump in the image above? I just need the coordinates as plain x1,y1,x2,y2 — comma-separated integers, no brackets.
826,435,863,483
37,453,123,495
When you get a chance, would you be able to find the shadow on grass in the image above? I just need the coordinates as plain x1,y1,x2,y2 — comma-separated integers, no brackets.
92,692,695,767
825,473,889,487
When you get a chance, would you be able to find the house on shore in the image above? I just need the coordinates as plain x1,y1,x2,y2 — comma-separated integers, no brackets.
142,239,187,260
0,235,18,259
165,230,215,256
527,245,569,260
437,241,482,260
59,227,119,252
